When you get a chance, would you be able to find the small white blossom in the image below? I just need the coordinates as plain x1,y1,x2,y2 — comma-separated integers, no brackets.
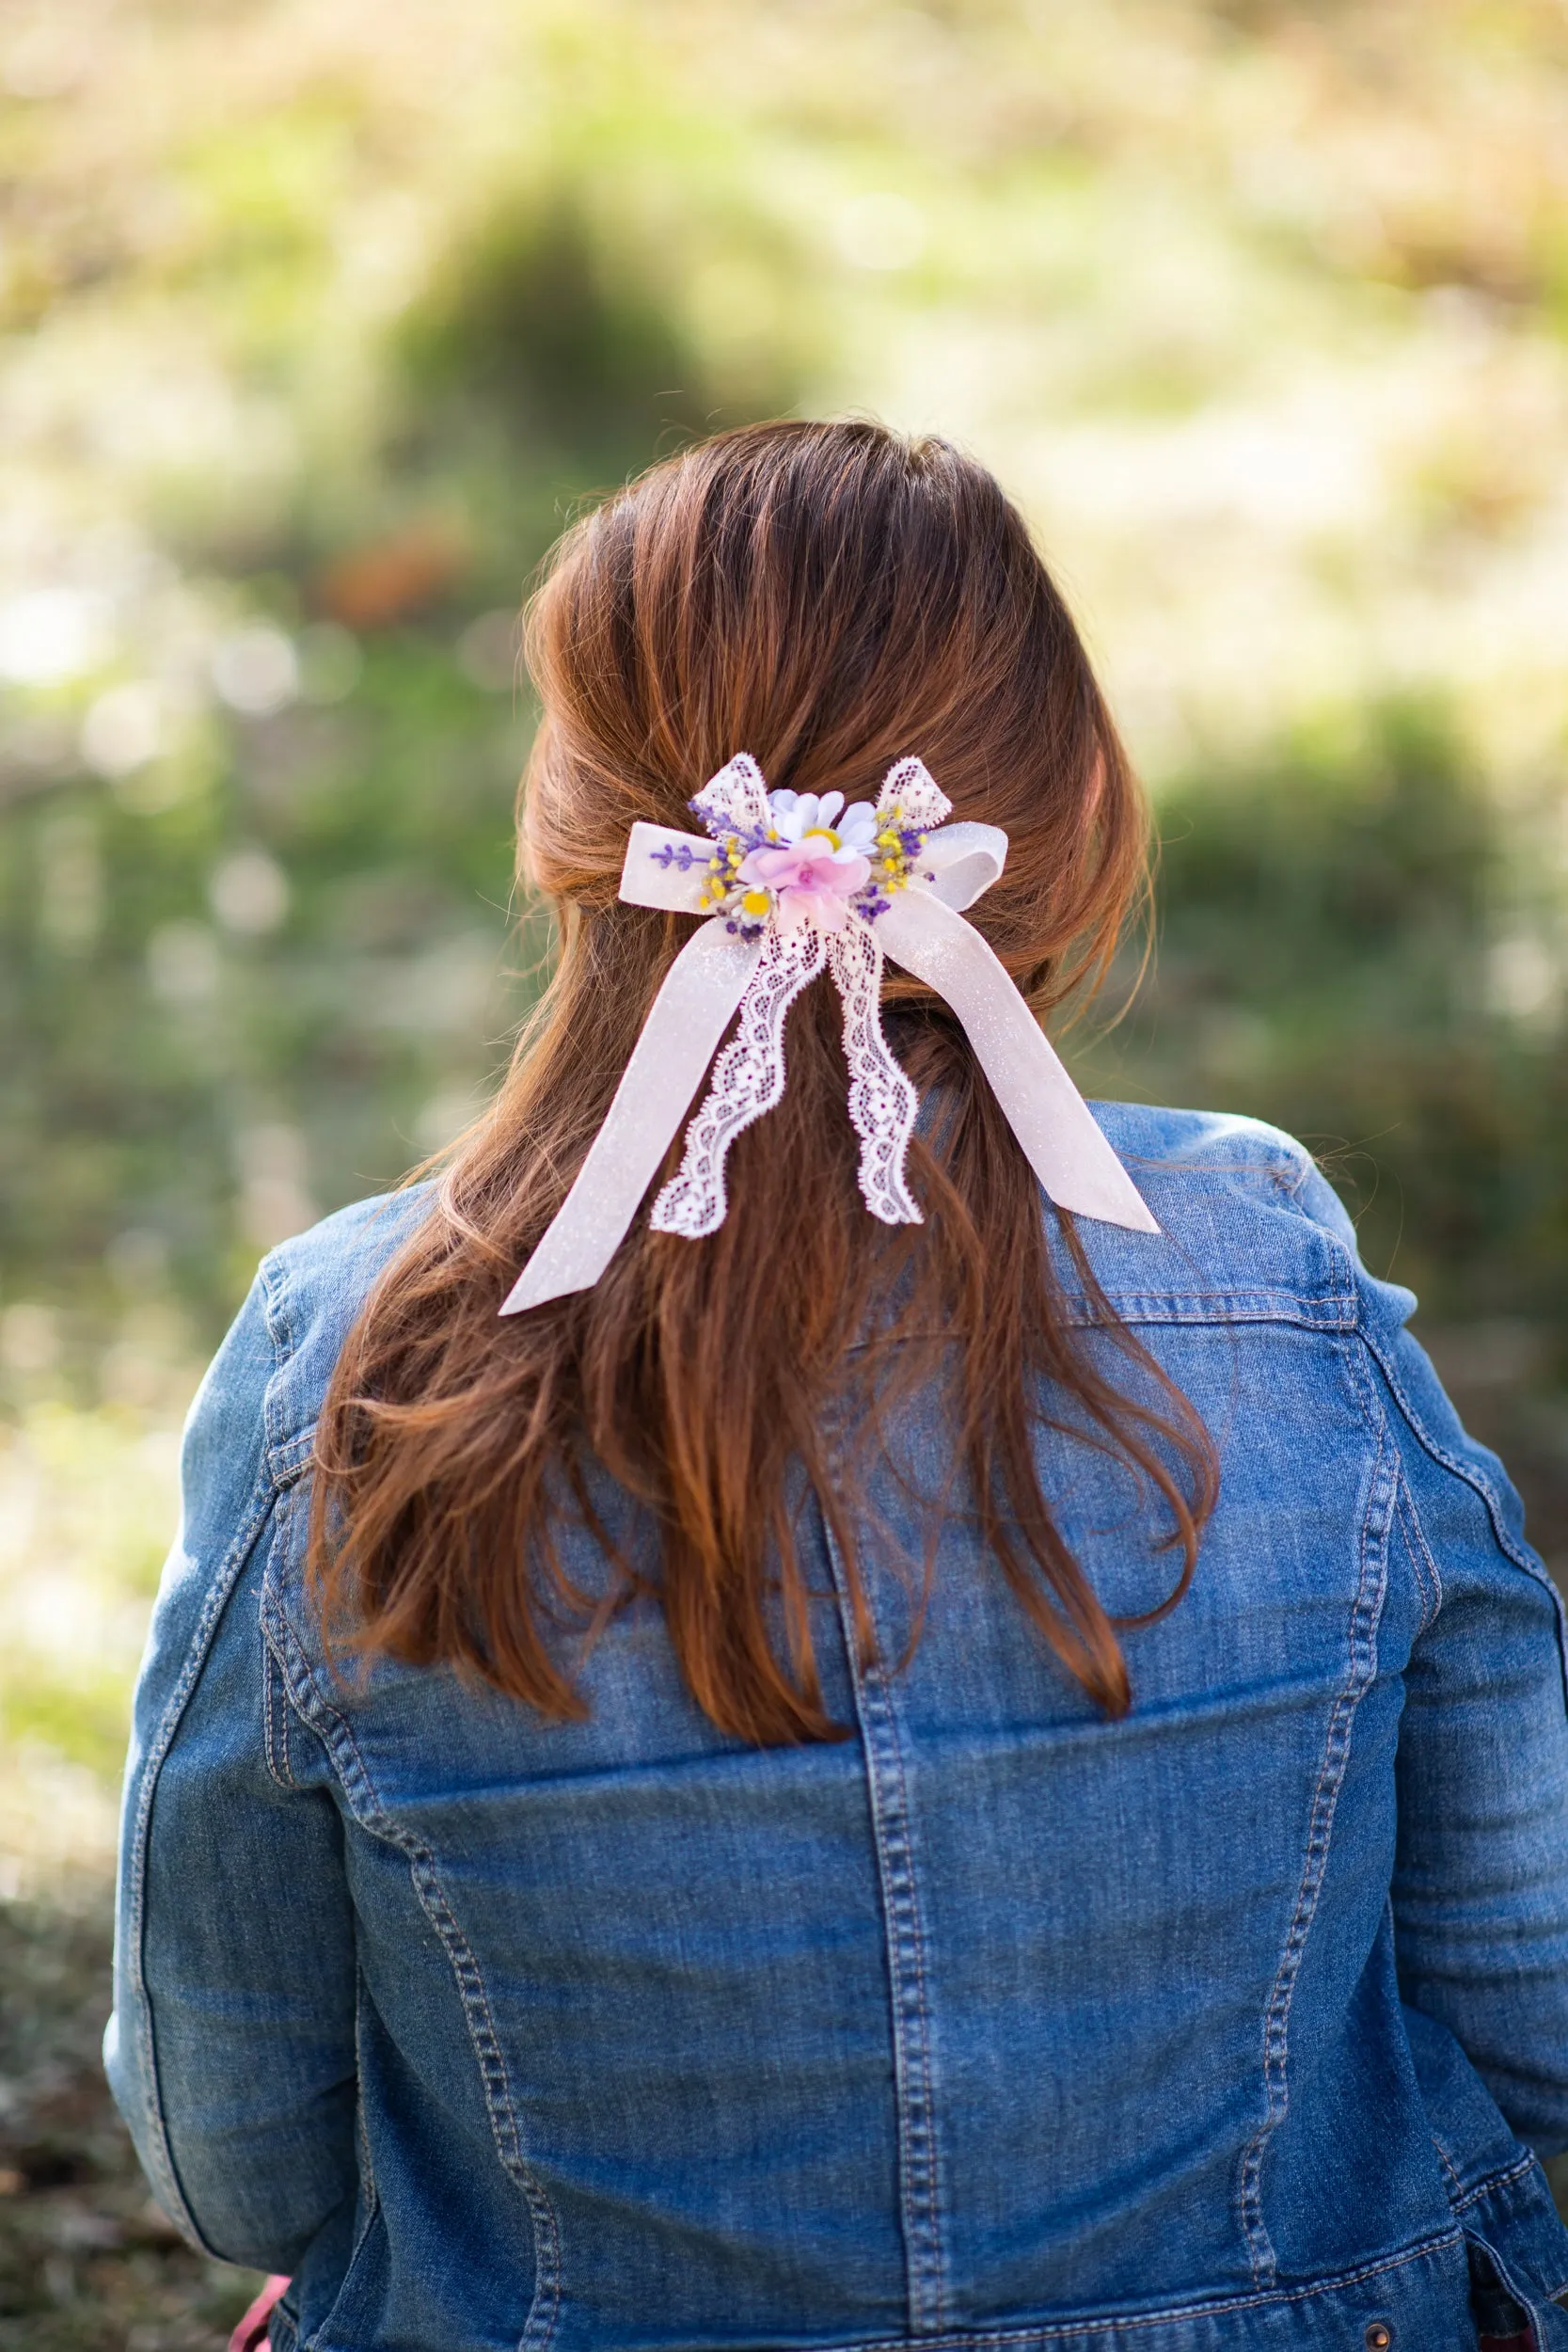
766,787,879,860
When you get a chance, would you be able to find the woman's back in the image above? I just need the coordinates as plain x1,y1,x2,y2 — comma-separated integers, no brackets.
110,1102,1568,2349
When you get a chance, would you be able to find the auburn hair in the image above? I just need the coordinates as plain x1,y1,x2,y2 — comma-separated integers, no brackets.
309,419,1217,1743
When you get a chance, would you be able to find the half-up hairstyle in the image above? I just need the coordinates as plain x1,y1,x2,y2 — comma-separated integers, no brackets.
309,419,1217,1743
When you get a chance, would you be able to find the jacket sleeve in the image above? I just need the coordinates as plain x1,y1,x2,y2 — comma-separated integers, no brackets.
105,1267,359,2270
1291,1160,1568,2157
1378,1311,1568,2157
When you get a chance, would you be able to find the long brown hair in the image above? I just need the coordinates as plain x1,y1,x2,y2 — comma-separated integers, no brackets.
310,420,1216,1742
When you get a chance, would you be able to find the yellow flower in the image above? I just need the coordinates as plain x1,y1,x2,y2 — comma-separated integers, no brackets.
741,888,770,917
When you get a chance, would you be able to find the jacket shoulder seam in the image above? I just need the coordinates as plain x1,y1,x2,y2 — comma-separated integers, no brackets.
1282,1149,1315,1201
1357,1324,1553,1588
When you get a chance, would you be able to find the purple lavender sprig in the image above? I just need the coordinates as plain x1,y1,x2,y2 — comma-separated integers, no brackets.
651,840,709,872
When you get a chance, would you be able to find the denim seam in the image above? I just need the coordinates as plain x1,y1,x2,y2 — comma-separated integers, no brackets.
258,1249,297,1459
122,1470,280,2256
1237,1344,1394,2287
1275,1177,1365,1324
274,1444,316,1491
259,1670,379,2347
1457,2152,1568,2315
1357,1325,1553,1587
1449,2147,1541,2215
353,1964,379,2230
1067,1292,1354,1329
1358,1321,1568,1715
756,2223,1460,2348
262,1638,296,1790
261,1584,562,2352
877,1668,945,2335
844,1297,1355,1361
296,1968,385,2352
271,1430,316,1487
1429,2124,1468,2203
819,1512,947,2334
1395,1473,1443,1637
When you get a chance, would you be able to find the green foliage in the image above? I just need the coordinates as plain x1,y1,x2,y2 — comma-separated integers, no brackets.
1157,704,1494,1019
400,194,725,469
1083,700,1568,1350
0,642,529,1349
0,161,805,1370
0,0,1562,1454
1,1679,131,1788
384,176,810,602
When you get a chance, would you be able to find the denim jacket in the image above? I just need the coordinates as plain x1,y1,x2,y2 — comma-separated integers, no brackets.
107,1104,1568,2352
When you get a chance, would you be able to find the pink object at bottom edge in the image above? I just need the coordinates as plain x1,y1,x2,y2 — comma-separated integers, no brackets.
229,2274,290,2352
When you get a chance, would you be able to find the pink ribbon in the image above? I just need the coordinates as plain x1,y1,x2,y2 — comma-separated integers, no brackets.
229,2275,290,2352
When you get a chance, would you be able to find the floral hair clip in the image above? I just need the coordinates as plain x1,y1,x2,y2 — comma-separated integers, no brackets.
679,778,929,937
501,754,1156,1313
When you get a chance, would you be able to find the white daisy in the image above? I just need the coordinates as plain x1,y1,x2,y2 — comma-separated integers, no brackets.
833,801,880,853
766,787,879,860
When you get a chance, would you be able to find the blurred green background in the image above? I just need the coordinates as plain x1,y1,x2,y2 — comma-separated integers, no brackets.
2,0,1567,2338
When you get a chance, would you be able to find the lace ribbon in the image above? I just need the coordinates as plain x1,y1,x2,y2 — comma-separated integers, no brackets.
827,916,921,1225
651,924,828,1236
649,908,921,1238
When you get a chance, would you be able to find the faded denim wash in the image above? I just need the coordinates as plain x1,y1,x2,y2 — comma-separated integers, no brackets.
107,1104,1568,2351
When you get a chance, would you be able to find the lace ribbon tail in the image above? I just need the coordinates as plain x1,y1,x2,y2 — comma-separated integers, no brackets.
651,927,826,1238
499,923,763,1312
827,922,922,1226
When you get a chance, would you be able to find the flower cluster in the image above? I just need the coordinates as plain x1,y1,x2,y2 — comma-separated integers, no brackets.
855,797,932,922
693,787,928,939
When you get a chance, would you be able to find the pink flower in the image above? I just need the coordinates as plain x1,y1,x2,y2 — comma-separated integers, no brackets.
738,839,871,932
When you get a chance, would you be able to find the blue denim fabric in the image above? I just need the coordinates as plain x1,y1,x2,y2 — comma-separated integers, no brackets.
106,1104,1568,2351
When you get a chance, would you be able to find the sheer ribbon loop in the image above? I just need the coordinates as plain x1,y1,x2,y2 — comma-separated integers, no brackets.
500,755,1156,1315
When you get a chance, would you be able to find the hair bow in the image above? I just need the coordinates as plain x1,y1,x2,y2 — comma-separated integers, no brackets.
500,754,1156,1313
